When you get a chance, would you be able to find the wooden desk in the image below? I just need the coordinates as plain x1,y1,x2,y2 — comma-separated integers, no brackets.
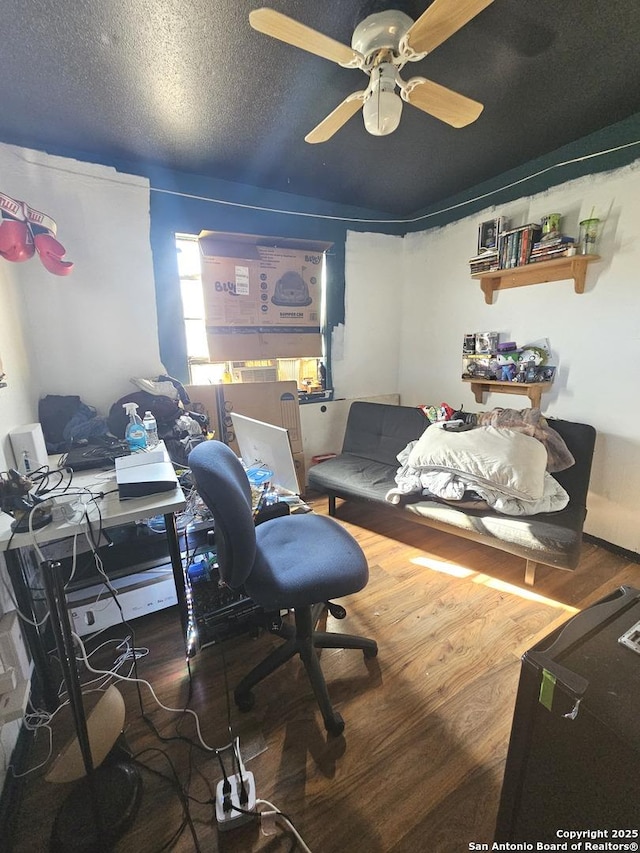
0,458,186,708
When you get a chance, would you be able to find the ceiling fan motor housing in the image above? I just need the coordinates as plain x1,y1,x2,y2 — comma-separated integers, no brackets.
351,10,414,62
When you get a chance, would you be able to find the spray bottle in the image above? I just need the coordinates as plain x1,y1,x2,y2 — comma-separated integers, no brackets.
123,402,148,451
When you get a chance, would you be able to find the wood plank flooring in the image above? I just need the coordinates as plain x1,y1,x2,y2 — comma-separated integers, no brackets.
6,495,639,852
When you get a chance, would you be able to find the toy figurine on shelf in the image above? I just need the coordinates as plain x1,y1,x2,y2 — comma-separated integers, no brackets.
499,362,517,381
496,351,520,381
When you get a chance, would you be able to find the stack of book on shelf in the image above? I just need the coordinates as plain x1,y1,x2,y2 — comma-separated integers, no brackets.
529,235,576,263
497,223,542,269
468,250,499,274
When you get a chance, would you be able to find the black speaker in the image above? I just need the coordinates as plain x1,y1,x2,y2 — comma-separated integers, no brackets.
495,585,640,842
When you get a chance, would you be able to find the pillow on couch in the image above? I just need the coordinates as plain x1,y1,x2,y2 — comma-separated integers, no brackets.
475,407,575,473
407,425,548,502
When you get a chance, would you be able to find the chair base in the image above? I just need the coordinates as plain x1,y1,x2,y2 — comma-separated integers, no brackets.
234,603,377,736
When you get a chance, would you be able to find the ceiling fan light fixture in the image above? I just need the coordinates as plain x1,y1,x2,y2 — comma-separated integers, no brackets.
249,3,493,143
362,63,403,136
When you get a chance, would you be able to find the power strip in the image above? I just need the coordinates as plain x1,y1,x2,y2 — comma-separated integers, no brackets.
215,770,256,831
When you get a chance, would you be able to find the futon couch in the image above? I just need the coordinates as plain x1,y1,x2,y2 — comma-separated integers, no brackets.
307,402,596,584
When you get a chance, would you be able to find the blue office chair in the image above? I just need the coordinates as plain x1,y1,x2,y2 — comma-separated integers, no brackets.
188,440,378,736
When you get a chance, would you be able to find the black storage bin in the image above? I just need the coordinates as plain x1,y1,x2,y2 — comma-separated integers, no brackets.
495,585,640,841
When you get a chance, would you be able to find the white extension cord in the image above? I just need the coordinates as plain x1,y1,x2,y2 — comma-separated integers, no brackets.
214,737,257,831
215,769,256,831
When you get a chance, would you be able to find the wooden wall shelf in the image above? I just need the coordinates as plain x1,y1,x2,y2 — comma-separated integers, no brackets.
471,254,600,304
462,378,552,408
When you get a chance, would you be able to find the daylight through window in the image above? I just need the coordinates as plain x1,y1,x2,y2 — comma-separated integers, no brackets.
176,234,329,395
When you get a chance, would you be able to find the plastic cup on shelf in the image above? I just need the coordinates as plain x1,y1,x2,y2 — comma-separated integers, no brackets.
579,218,599,255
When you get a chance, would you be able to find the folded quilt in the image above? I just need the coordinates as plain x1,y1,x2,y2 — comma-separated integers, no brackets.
387,425,570,516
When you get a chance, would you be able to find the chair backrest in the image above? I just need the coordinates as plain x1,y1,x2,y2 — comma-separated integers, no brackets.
188,440,257,589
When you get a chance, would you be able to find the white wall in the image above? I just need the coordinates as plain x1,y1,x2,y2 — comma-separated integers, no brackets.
0,267,34,471
331,231,404,399
399,159,640,553
0,143,165,421
298,231,405,471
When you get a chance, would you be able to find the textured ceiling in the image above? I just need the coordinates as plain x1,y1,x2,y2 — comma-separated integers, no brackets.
3,1,640,216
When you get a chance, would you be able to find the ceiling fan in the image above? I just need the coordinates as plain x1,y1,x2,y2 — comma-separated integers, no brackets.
249,0,495,143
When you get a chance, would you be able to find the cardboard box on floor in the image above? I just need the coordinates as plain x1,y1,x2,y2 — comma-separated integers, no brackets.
186,381,306,491
185,381,303,455
198,232,330,361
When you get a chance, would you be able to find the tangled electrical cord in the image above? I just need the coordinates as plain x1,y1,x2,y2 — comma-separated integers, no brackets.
4,462,314,850
0,471,115,631
72,623,315,849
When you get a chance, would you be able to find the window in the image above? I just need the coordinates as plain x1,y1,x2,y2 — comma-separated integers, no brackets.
176,233,329,394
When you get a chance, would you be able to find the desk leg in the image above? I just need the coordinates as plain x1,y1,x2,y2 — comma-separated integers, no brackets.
5,549,58,710
163,512,192,656
41,560,142,847
41,561,102,821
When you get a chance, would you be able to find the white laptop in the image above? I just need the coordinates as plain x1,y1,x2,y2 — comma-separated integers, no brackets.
230,413,300,495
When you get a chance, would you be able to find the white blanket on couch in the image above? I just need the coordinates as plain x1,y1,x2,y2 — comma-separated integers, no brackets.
386,425,569,516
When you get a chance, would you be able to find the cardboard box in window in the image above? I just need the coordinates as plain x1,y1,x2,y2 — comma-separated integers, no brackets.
198,232,330,361
185,381,303,455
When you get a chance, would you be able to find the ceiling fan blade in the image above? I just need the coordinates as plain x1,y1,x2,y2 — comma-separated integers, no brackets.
305,92,367,144
403,78,483,127
249,8,362,67
405,0,495,55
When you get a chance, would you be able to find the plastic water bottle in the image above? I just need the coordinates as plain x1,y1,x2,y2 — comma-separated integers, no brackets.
142,411,158,447
263,485,279,506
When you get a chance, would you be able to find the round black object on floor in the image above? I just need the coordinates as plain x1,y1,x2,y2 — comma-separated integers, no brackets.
51,762,142,852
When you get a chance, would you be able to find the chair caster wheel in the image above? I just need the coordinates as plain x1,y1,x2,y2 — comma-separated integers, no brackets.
364,644,378,659
235,691,255,712
325,711,345,737
326,602,347,620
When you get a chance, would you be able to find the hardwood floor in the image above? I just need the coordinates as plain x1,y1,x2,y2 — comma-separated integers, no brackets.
7,496,639,852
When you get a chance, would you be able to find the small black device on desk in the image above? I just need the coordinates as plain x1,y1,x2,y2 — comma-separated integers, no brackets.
59,442,129,472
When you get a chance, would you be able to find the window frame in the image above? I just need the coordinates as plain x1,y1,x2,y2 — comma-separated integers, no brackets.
175,232,332,398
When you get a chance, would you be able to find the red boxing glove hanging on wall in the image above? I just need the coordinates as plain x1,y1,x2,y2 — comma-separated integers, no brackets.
0,193,34,262
25,202,74,275
0,192,73,275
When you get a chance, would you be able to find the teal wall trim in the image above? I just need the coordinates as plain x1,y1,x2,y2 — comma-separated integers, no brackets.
402,111,640,234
